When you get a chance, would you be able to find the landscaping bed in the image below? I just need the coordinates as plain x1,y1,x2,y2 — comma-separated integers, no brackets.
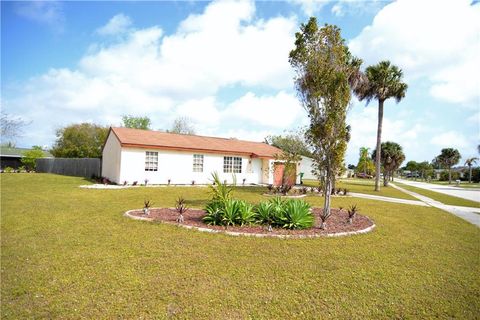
126,207,374,237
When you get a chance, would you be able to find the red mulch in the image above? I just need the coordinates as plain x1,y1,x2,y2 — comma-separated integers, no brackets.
129,207,374,236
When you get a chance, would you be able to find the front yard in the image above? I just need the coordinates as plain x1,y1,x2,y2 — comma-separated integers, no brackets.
1,174,479,318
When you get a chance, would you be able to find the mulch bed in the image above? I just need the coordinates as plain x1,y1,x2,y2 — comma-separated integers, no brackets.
128,207,374,236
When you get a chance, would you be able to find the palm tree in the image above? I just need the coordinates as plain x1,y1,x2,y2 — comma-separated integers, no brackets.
436,148,461,184
372,141,405,186
355,61,408,191
464,157,478,183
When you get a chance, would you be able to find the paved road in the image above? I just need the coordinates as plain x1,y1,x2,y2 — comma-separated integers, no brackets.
391,183,480,227
395,178,480,202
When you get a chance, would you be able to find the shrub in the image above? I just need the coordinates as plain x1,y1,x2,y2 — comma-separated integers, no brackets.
203,202,223,225
439,171,459,181
255,201,274,226
144,179,149,186
175,197,188,223
267,184,274,193
343,188,348,195
347,204,358,224
221,199,241,226
279,199,313,229
236,200,256,226
4,167,14,173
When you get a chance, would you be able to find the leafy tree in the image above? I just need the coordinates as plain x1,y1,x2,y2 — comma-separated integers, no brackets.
417,161,434,181
436,148,461,184
21,147,45,171
357,147,371,175
51,123,108,158
464,157,478,183
265,129,312,158
1,112,29,144
354,61,408,191
289,18,362,229
372,141,405,186
169,117,195,135
122,115,151,130
405,160,419,180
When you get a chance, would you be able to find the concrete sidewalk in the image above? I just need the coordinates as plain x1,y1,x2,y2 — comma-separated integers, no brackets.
349,192,428,206
395,178,480,202
390,183,480,227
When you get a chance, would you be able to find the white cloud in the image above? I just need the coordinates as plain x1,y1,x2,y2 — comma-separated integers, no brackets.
430,131,469,149
349,0,480,106
14,1,64,31
289,0,329,16
223,91,304,128
96,13,133,36
3,0,300,147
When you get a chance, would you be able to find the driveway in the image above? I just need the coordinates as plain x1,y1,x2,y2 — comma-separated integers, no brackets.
395,178,480,202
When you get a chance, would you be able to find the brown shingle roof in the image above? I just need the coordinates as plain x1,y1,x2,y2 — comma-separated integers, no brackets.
110,127,282,158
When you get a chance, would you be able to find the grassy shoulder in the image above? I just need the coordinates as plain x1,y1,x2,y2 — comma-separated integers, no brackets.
303,178,417,200
395,182,480,208
1,174,479,319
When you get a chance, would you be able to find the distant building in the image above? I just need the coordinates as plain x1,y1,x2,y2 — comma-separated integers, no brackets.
0,146,53,169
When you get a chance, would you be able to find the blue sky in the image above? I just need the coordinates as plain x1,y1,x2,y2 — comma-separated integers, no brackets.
2,0,479,165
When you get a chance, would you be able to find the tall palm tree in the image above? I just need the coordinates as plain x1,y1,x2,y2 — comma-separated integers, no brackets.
355,61,408,191
436,148,461,184
464,157,478,183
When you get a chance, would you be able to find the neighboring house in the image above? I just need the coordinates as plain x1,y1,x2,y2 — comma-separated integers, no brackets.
0,146,53,169
102,127,297,185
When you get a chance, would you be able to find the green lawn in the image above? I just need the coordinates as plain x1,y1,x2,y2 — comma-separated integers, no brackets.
303,178,417,200
395,183,480,208
1,174,480,319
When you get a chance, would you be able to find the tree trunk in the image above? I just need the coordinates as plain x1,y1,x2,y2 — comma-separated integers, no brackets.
448,168,452,184
321,171,332,230
383,171,388,186
469,165,472,183
374,100,384,191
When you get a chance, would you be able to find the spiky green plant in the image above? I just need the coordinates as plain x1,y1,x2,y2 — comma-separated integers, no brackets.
280,199,313,229
236,200,256,226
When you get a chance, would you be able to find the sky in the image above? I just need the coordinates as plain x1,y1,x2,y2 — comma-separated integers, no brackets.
1,0,479,166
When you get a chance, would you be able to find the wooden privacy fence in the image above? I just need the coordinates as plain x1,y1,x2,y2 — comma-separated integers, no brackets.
36,158,101,178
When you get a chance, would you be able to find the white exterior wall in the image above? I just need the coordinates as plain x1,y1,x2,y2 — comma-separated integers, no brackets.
101,133,122,183
299,157,316,180
116,147,269,185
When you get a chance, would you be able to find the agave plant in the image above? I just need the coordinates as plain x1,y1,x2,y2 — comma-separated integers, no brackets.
255,201,274,230
280,199,313,229
203,201,223,225
222,199,241,226
236,200,256,226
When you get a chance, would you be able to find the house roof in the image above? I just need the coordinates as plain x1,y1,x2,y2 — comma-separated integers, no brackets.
0,146,53,158
110,127,283,158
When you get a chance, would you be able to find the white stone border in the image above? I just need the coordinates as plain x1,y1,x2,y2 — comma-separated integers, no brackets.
262,193,307,198
124,208,376,239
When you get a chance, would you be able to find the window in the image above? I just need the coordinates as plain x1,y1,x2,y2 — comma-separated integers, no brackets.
145,151,158,171
193,154,204,172
223,156,242,173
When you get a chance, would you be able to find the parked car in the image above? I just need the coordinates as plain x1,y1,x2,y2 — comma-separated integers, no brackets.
356,173,373,179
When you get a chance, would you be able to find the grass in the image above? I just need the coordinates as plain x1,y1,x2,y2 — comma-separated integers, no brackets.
1,173,480,319
395,182,480,208
303,178,417,200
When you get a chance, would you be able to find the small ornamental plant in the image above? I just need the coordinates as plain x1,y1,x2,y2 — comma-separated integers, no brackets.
343,188,348,195
175,197,188,223
347,204,358,224
144,179,149,186
143,200,153,215
133,181,138,186
191,180,195,186
167,179,171,185
123,181,128,186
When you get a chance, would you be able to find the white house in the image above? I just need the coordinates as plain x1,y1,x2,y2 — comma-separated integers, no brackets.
101,127,298,185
